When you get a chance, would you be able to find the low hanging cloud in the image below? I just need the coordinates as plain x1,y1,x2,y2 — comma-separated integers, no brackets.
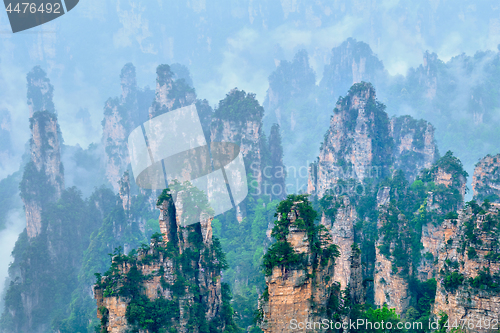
0,209,25,312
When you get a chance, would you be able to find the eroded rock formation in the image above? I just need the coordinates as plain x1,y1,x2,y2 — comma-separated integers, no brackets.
433,202,500,332
20,67,64,239
391,115,439,181
259,196,339,333
307,82,393,197
95,191,233,333
473,154,500,203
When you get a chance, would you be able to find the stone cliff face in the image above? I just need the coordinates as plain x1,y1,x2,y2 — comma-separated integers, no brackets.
259,197,339,333
211,89,286,203
20,67,64,239
373,154,467,315
319,196,364,305
308,82,392,198
418,220,459,281
374,201,412,314
300,83,481,326
308,83,439,198
102,63,205,191
95,193,230,333
391,115,439,181
149,64,196,119
433,202,500,332
473,154,500,203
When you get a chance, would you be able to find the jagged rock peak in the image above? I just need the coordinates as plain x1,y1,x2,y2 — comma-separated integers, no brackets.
102,63,139,191
213,88,264,122
149,64,196,118
26,66,55,117
308,82,392,197
390,115,439,181
433,201,500,332
473,153,500,203
422,150,468,204
259,195,340,333
419,51,440,99
309,81,442,198
94,189,235,333
21,111,64,239
21,68,64,239
210,88,265,201
157,188,213,247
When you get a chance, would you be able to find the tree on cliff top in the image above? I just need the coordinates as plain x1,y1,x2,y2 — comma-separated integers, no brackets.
214,89,264,122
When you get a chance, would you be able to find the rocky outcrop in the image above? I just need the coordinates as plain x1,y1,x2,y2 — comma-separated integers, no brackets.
391,115,439,181
320,38,385,104
433,202,500,332
20,67,64,239
118,171,131,212
426,151,468,210
149,64,196,119
306,83,444,317
103,64,204,191
319,196,364,304
308,83,440,198
211,89,286,202
259,196,339,333
26,66,55,117
473,154,500,203
95,192,230,333
308,82,393,197
421,52,439,100
374,203,412,314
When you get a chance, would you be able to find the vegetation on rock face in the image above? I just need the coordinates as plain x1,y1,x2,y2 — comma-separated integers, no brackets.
262,194,340,276
1,187,124,332
95,220,239,333
26,66,55,114
213,190,280,329
307,148,469,330
214,89,264,121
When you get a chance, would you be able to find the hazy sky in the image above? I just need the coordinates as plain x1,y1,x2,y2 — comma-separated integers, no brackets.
0,0,499,157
